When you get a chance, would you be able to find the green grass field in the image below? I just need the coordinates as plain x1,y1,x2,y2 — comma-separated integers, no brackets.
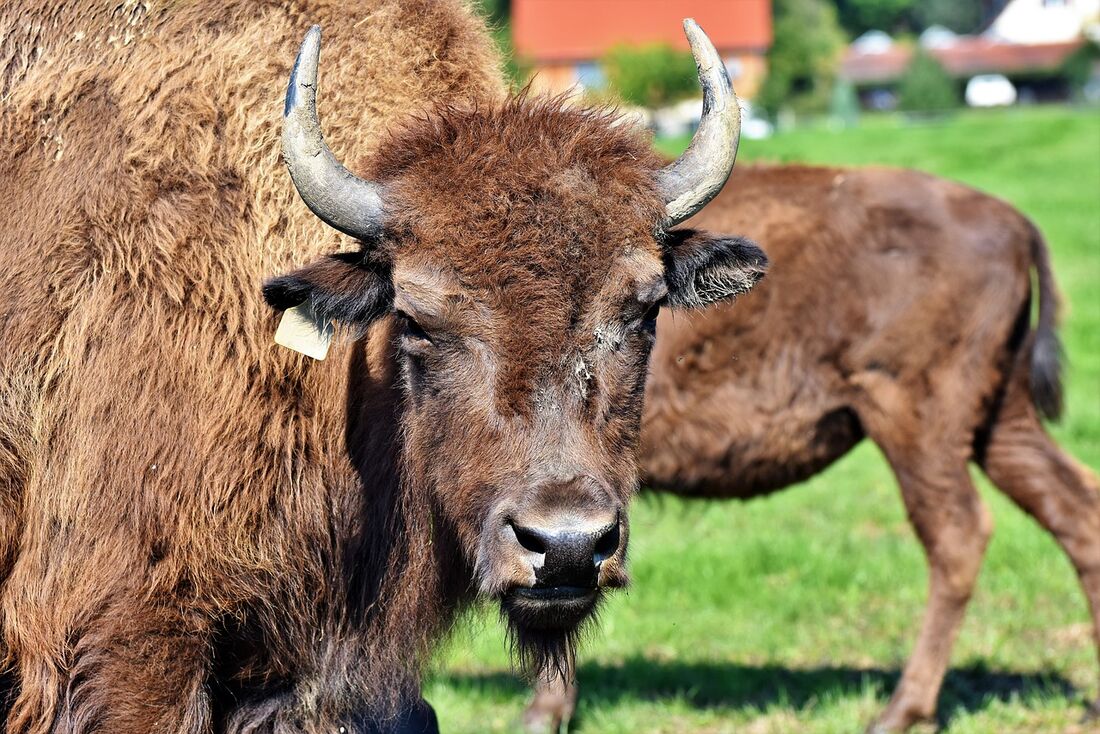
424,106,1100,733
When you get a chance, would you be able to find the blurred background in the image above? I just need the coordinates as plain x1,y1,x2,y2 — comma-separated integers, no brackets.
480,0,1099,146
429,2,1100,732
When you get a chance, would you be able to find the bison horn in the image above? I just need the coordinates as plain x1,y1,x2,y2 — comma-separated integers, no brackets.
658,20,742,228
283,26,386,240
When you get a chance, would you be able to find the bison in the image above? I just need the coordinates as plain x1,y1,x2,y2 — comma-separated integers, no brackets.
525,164,1099,733
0,1,765,731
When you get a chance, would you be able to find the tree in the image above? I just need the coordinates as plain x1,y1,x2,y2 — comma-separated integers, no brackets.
836,0,917,35
898,49,959,112
757,0,846,117
472,0,524,87
914,0,983,34
836,0,987,37
602,44,697,108
1060,39,1100,96
474,0,509,25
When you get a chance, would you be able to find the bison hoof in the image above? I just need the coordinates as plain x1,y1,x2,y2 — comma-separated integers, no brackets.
865,707,938,734
1084,698,1100,722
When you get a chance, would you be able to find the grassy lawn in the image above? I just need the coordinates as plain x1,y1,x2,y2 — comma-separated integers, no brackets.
425,106,1100,733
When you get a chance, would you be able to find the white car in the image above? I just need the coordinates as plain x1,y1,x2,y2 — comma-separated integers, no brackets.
739,100,774,140
651,98,773,140
966,74,1018,107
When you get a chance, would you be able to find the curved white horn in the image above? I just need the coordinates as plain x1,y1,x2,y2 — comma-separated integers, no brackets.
658,19,742,228
283,26,386,240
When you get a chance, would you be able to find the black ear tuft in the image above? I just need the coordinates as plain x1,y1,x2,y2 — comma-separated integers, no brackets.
262,251,393,324
263,275,313,311
663,230,768,309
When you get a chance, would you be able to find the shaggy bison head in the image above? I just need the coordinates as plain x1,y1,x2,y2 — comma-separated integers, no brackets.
264,23,766,674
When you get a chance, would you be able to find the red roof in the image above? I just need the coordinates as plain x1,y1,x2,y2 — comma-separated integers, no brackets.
841,38,1085,85
512,0,772,63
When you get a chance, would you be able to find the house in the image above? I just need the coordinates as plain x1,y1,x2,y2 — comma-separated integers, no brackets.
840,0,1097,103
511,0,772,100
841,37,1087,86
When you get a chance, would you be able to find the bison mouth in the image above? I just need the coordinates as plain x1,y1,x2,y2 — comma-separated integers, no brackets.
476,500,628,675
504,585,599,630
499,585,602,677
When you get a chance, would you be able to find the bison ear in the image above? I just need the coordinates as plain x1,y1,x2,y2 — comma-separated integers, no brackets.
663,229,767,310
263,251,393,324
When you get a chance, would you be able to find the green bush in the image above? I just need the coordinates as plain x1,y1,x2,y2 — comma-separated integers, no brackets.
836,0,915,35
602,44,697,108
836,0,984,36
1061,39,1100,95
913,0,982,34
898,48,958,112
757,0,846,117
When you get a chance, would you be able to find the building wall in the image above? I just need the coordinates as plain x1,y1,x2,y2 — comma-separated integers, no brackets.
991,0,1100,44
527,51,768,101
525,64,575,96
513,0,772,61
729,52,767,99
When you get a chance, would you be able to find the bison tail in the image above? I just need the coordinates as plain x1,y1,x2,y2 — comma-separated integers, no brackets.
1028,222,1064,422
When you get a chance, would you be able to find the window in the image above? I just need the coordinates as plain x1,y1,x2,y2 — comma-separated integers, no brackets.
575,61,606,91
724,57,743,81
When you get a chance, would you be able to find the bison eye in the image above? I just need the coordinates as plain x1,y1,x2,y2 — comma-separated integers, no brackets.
395,310,433,351
640,301,662,335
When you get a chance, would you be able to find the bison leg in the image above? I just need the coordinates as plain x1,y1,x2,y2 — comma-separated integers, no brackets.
6,594,212,733
855,380,993,733
978,369,1100,717
523,668,577,734
873,460,991,733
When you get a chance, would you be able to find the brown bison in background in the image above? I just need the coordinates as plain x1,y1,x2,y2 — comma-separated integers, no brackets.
0,1,765,731
527,164,1100,733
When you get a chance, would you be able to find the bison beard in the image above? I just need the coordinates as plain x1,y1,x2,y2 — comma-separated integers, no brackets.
500,590,601,682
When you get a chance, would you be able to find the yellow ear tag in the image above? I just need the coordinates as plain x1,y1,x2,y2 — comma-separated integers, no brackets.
274,302,334,360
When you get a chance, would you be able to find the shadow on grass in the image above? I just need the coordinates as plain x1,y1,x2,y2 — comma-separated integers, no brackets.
436,658,1079,727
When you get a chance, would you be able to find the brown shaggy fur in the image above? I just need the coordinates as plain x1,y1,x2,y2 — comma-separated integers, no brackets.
0,2,503,730
526,164,1100,733
0,2,766,731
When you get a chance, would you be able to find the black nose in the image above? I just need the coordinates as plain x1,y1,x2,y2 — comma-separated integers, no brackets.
510,519,621,588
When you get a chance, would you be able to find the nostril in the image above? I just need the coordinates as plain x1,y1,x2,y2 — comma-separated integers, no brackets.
592,522,620,564
510,523,547,554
